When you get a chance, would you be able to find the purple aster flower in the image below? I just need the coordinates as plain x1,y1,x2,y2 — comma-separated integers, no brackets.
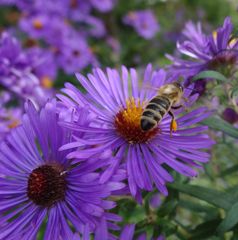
0,100,124,239
19,13,51,39
25,46,57,85
119,224,165,240
90,0,116,12
58,64,214,201
79,15,106,38
123,10,160,39
167,17,238,78
56,32,95,74
19,14,71,46
0,31,49,105
68,0,92,14
64,0,92,21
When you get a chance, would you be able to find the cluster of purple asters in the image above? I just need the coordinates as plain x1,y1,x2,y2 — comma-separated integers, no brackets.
0,63,214,239
0,0,117,75
0,32,54,103
0,1,160,75
0,31,55,140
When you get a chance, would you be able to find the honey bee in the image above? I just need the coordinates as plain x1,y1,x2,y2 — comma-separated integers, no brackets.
140,82,186,135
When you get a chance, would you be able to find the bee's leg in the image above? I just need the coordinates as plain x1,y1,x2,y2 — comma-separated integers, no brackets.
171,105,183,110
172,104,189,112
168,111,177,137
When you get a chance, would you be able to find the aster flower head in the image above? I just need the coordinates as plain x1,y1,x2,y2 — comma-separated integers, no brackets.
58,64,214,201
0,100,124,239
25,46,57,85
123,10,160,39
19,13,51,39
167,17,238,78
19,13,71,46
56,32,96,74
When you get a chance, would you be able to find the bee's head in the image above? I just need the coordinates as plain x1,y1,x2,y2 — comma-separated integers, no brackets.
158,82,183,94
173,82,184,93
158,82,184,104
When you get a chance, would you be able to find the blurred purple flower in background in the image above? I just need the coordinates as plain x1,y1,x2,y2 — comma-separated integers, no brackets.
0,101,124,239
16,1,104,74
58,64,214,201
123,10,160,39
56,32,95,74
25,46,57,85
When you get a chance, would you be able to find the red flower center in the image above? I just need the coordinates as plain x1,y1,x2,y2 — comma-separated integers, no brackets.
27,165,67,207
114,98,159,144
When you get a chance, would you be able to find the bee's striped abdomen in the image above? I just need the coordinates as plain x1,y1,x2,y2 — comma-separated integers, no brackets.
140,96,171,131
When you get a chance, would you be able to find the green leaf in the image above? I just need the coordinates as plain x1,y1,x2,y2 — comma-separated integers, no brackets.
224,186,238,211
230,86,238,98
169,183,233,210
217,202,238,234
202,117,238,139
157,199,178,217
192,70,228,82
220,164,238,177
188,219,221,240
178,200,218,214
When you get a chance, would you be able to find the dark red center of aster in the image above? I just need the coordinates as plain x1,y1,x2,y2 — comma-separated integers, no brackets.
114,98,159,144
73,50,80,56
27,165,67,207
208,49,238,76
70,0,78,8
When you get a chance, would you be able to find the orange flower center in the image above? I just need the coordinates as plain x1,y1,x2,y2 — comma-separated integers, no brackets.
32,19,43,30
41,76,53,89
8,119,20,129
114,98,159,144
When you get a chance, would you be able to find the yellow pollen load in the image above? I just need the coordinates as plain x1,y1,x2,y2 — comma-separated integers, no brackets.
33,19,43,29
229,37,238,47
41,76,53,89
121,98,143,127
